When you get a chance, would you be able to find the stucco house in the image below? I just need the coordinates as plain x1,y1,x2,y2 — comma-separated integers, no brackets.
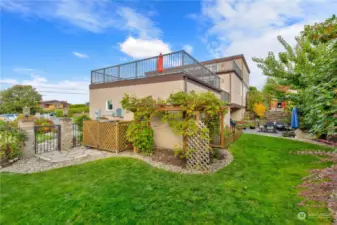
89,50,249,148
40,100,70,110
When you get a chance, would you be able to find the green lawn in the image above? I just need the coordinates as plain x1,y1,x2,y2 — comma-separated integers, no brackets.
0,134,333,224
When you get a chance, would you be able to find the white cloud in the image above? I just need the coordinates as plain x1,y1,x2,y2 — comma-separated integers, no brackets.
2,69,89,104
183,45,193,54
117,7,161,38
0,0,162,37
199,0,337,89
119,37,171,59
72,52,89,58
13,67,45,76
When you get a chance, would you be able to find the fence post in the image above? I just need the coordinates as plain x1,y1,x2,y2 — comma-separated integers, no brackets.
116,122,120,153
59,117,73,151
18,120,35,157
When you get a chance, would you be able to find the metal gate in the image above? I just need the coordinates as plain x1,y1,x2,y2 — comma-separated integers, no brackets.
34,125,61,153
72,124,82,147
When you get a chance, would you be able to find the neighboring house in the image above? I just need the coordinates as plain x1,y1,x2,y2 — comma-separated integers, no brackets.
269,86,297,112
89,50,249,148
40,100,70,110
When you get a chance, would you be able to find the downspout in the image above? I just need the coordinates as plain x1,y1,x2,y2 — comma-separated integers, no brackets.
184,76,187,92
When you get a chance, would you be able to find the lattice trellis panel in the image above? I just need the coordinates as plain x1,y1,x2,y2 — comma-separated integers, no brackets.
99,122,118,151
83,120,132,152
186,121,211,171
83,121,99,148
118,122,130,152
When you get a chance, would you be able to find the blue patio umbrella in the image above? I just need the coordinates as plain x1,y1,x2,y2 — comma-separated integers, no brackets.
291,107,299,129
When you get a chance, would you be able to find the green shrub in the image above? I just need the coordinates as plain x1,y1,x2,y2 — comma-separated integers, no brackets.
55,109,63,117
0,121,25,160
69,104,87,109
69,107,89,116
41,108,55,114
73,115,91,142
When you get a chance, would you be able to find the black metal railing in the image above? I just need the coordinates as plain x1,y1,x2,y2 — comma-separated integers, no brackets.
232,61,242,78
34,125,61,154
91,50,220,89
72,124,82,147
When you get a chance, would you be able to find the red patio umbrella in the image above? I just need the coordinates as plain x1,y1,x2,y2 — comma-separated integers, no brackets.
157,53,164,73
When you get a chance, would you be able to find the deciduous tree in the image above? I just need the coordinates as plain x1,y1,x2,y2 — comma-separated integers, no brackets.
253,16,337,136
0,85,42,114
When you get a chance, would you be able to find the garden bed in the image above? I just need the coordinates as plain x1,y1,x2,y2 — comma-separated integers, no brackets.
150,149,186,167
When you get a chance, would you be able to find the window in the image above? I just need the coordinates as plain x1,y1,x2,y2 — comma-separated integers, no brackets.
106,100,113,111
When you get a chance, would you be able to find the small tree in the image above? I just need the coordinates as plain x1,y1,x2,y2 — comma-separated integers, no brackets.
253,103,266,119
0,85,42,114
247,86,264,111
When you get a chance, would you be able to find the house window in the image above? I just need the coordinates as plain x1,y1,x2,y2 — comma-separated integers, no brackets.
106,100,113,111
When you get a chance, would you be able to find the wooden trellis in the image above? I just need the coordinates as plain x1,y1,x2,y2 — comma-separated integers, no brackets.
186,120,211,171
83,120,131,152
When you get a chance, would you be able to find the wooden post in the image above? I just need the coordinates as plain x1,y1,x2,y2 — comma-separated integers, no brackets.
116,122,120,153
183,112,187,151
196,111,201,121
220,113,225,148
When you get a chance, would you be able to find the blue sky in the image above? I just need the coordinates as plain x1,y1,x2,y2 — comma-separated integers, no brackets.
1,0,336,103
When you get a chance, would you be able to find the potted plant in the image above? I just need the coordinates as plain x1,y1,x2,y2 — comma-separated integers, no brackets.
249,122,256,129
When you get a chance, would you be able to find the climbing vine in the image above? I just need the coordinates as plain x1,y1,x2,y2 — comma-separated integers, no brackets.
161,91,227,158
121,94,157,154
121,91,228,158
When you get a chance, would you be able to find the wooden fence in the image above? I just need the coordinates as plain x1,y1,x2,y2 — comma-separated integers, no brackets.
83,120,131,152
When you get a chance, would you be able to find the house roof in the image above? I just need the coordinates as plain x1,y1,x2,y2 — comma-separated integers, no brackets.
201,54,251,73
41,100,70,105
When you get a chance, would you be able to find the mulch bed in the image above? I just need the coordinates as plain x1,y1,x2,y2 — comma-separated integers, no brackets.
150,149,186,167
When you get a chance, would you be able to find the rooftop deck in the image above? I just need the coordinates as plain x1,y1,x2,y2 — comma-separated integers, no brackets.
91,50,220,89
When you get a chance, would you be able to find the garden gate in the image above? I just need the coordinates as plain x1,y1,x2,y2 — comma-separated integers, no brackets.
34,125,61,154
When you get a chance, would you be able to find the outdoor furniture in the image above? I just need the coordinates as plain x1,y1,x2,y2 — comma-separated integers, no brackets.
259,121,277,133
275,122,285,131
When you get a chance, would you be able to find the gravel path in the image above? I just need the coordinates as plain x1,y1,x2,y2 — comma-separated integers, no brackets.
0,147,233,174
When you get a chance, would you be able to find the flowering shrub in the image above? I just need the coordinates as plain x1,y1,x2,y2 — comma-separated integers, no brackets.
253,103,266,118
0,121,25,161
34,118,54,133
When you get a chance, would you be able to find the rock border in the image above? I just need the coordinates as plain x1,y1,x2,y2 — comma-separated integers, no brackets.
0,147,234,174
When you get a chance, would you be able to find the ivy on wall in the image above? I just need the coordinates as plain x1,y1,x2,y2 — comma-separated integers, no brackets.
121,91,228,157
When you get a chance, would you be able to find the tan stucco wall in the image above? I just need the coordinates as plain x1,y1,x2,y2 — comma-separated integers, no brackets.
242,85,248,107
219,73,230,93
231,108,245,121
89,80,184,120
151,115,183,149
231,74,243,105
90,79,228,149
186,80,221,98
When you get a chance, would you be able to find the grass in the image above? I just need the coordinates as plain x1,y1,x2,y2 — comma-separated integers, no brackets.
36,132,55,143
0,134,334,224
